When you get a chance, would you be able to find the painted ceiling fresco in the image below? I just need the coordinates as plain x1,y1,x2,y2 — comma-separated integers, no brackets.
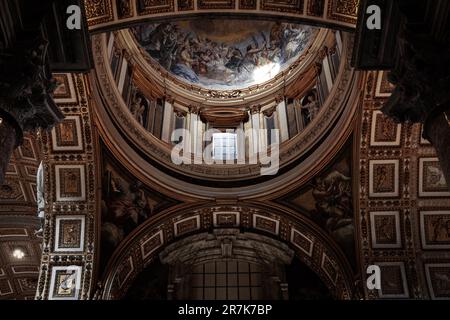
132,19,318,90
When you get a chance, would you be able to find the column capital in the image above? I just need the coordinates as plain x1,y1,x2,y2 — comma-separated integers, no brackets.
275,94,285,104
188,105,202,115
165,95,175,104
263,106,277,117
248,105,261,115
381,8,450,124
0,33,64,133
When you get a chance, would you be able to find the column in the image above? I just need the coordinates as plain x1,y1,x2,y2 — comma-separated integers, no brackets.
161,98,174,143
250,105,261,155
276,97,289,142
244,111,253,160
381,18,450,189
189,106,202,159
0,33,64,184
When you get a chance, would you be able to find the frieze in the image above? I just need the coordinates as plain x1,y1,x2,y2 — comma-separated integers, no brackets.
99,203,355,300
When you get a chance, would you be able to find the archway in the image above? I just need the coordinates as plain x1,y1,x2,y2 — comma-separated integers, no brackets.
97,202,356,300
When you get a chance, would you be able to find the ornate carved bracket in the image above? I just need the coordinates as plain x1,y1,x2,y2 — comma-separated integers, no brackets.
382,26,450,123
0,31,63,184
0,34,63,132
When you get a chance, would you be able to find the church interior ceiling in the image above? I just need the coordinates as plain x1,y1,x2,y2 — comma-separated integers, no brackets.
358,71,450,299
1,0,450,303
99,147,179,270
84,0,359,33
277,138,356,267
0,134,42,299
131,20,318,89
91,25,358,190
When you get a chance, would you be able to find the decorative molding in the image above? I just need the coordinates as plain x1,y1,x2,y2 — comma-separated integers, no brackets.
369,211,402,249
54,215,86,252
377,262,409,299
252,214,279,235
55,165,86,202
213,212,240,228
370,110,401,147
290,228,314,257
418,158,450,197
174,215,201,237
368,159,399,198
357,70,450,300
99,203,355,300
420,211,450,250
48,266,83,300
140,230,164,261
36,74,99,301
53,74,78,104
85,0,358,32
425,263,450,300
51,116,84,152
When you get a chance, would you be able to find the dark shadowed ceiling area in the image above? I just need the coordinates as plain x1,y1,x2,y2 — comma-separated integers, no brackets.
0,134,41,300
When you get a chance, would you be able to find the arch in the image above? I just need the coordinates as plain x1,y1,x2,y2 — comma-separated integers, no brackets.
98,202,356,300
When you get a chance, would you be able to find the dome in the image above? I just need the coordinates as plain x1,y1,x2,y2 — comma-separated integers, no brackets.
131,20,318,90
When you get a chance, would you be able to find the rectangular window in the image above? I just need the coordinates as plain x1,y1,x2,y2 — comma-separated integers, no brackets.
173,115,185,144
213,133,237,161
152,99,164,139
190,261,263,300
265,115,275,145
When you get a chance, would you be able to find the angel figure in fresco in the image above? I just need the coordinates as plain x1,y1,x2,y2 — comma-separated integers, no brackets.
312,170,352,225
197,49,213,75
160,25,179,70
311,169,354,256
171,40,199,83
117,0,131,17
142,24,175,58
283,24,309,61
129,181,152,224
269,22,283,50
240,39,265,73
60,122,74,142
225,47,244,71
101,174,153,251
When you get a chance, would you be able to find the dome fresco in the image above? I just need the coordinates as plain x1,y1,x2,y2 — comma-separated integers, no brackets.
132,19,318,90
